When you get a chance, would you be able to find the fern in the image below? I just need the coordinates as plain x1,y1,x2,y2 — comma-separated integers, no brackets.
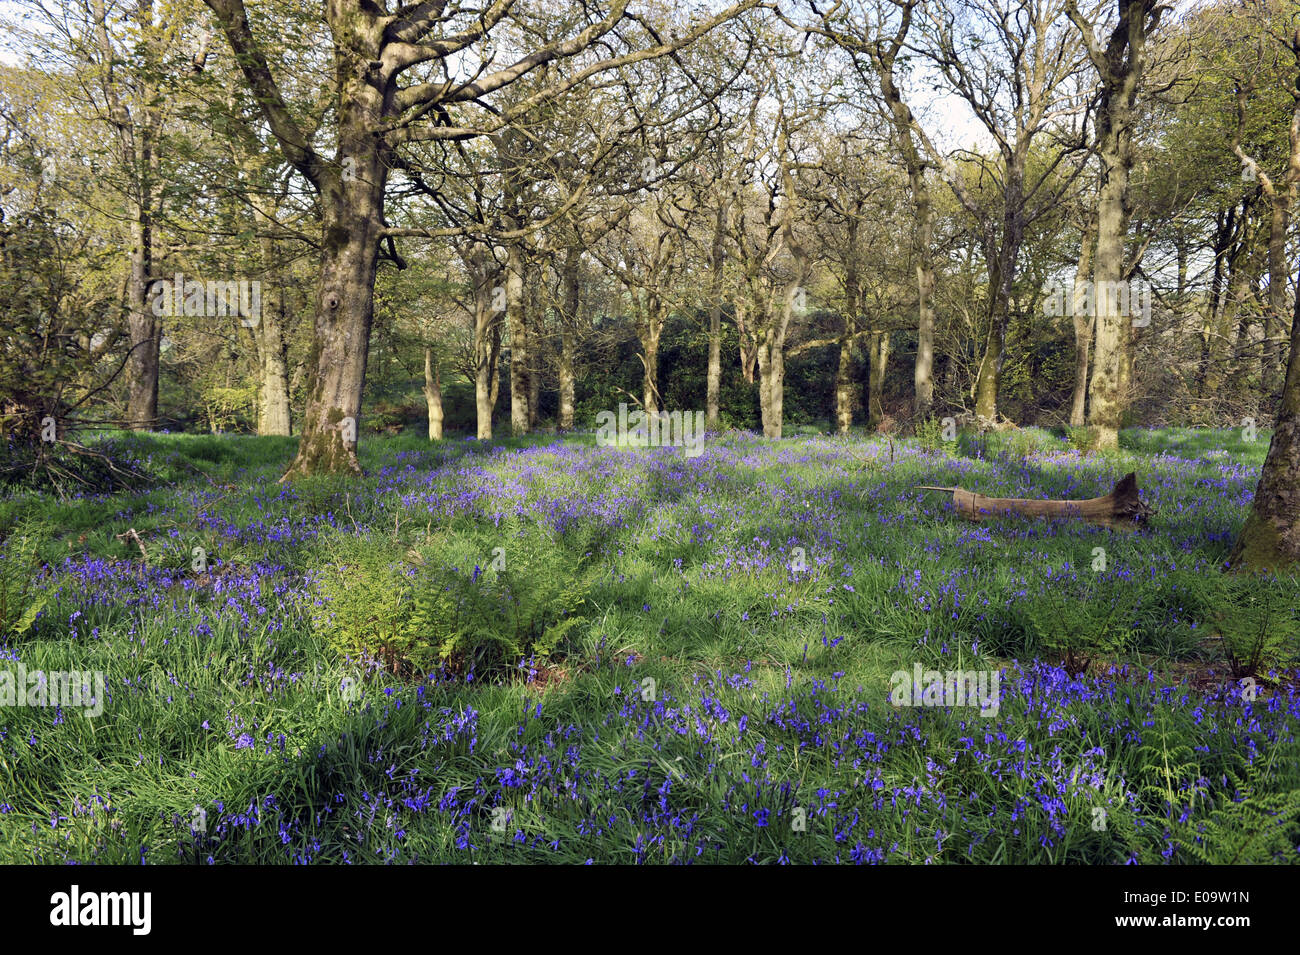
312,529,591,679
0,523,50,641
1170,763,1300,864
1023,576,1139,675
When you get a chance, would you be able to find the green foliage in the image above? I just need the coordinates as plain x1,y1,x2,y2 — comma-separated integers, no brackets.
954,426,1063,460
1193,572,1300,678
1021,577,1141,675
3,428,1297,864
0,521,50,641
1168,762,1300,864
0,180,119,447
311,530,591,677
913,416,946,452
1063,426,1094,454
0,433,154,497
197,381,258,434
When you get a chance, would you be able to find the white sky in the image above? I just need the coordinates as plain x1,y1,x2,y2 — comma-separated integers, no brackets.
0,0,992,148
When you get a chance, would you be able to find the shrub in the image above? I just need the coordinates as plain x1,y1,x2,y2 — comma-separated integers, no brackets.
1020,578,1141,675
311,530,591,678
1064,425,1094,454
1193,573,1300,679
913,416,945,452
0,521,50,641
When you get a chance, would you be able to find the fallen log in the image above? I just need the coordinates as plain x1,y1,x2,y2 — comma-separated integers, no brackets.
915,472,1153,529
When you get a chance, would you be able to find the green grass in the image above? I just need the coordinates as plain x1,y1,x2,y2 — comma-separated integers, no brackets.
0,426,1297,864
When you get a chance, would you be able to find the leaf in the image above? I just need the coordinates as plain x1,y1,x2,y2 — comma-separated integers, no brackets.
10,593,47,637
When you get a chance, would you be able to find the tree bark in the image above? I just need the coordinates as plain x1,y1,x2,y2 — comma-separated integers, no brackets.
250,202,292,436
280,152,386,478
1070,0,1161,452
706,203,725,429
1261,195,1288,407
506,240,529,436
424,347,443,441
1197,208,1235,399
911,169,936,420
836,333,855,435
465,248,503,441
1070,214,1097,427
526,277,540,429
640,293,663,418
919,471,1152,529
1228,259,1300,569
253,295,292,436
868,330,890,429
836,216,860,434
557,246,579,431
736,299,757,384
125,215,159,430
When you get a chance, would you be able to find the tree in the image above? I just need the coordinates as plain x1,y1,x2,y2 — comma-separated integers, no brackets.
203,0,760,477
1066,0,1169,450
806,0,939,421
1228,14,1300,571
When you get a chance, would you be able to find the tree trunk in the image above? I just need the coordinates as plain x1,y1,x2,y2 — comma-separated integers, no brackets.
1071,0,1156,452
250,215,292,436
424,347,443,441
1070,216,1097,427
126,215,159,430
255,304,292,436
871,28,934,421
919,471,1152,529
558,247,579,431
868,330,890,428
1118,288,1135,417
972,293,1005,423
469,251,502,441
971,200,1023,427
640,294,663,417
1228,262,1300,569
1262,187,1290,411
506,241,529,436
489,321,502,429
706,203,725,429
1198,212,1230,399
1224,253,1259,397
835,333,854,435
526,278,540,429
912,175,936,420
736,299,757,384
837,217,860,434
279,142,385,478
1088,143,1127,451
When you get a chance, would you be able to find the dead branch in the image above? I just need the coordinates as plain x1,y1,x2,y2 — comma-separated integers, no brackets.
916,472,1154,529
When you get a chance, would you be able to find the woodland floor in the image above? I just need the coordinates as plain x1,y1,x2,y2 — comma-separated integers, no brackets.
1,425,1297,863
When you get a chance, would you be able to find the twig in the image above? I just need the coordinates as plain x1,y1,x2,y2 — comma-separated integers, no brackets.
114,527,148,579
114,527,147,560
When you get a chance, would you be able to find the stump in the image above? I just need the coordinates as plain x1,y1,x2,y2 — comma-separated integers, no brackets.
916,472,1153,529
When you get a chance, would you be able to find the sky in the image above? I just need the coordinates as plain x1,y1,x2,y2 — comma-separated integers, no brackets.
0,0,992,149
